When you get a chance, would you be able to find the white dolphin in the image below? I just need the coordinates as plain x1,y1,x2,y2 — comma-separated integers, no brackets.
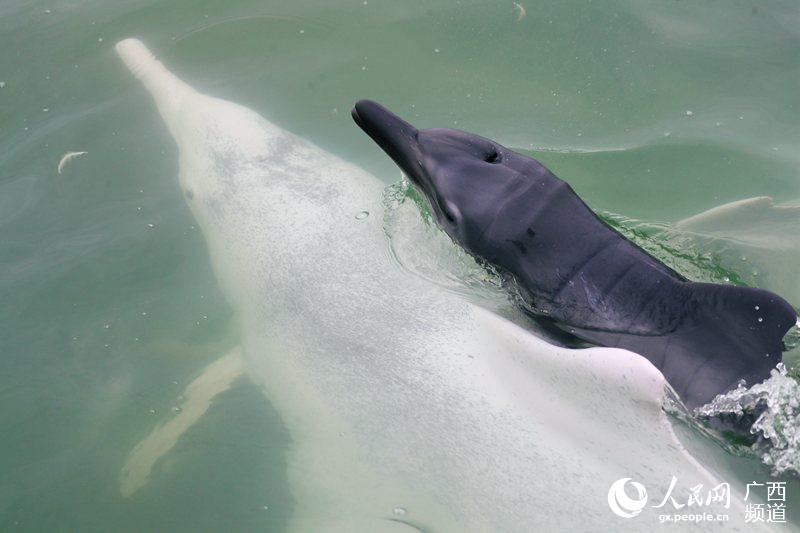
675,196,800,306
115,39,764,532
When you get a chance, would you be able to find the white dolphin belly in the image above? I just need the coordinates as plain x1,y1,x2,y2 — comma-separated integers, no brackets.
116,39,764,532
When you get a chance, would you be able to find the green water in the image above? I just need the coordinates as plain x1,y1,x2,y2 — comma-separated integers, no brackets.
1,0,798,530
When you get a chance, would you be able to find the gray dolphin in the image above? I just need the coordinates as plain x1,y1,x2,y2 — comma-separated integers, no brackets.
352,99,797,409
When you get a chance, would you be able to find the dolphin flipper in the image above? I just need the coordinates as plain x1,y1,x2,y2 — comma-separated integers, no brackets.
120,348,244,497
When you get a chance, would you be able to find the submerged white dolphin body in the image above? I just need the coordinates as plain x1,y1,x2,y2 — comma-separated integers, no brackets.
115,39,761,532
676,196,800,306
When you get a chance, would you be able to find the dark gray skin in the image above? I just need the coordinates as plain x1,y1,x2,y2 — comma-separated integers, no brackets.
352,99,797,410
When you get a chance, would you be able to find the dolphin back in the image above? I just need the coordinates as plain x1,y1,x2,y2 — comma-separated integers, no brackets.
480,168,795,408
569,282,796,408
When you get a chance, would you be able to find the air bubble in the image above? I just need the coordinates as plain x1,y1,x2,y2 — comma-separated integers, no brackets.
355,210,369,220
392,507,408,516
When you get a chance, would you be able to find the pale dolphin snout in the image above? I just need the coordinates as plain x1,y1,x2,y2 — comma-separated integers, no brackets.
116,38,195,138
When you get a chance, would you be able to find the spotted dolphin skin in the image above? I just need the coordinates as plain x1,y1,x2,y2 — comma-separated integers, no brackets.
352,99,797,409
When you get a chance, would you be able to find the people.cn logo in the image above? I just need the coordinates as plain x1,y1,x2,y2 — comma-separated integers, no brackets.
607,478,649,518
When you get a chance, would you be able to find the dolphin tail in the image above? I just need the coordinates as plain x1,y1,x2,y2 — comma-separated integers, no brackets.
115,38,196,135
570,284,796,409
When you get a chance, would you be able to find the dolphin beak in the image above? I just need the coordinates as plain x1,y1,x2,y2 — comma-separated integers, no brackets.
352,99,421,179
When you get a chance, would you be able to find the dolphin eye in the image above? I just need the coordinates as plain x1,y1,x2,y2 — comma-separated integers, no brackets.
484,150,500,163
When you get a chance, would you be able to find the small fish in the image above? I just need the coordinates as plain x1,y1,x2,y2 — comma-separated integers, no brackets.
57,151,87,174
514,2,526,22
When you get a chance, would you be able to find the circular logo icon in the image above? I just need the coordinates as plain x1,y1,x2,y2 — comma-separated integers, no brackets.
607,478,648,518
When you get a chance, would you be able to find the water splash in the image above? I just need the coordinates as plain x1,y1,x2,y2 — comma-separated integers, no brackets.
691,360,800,477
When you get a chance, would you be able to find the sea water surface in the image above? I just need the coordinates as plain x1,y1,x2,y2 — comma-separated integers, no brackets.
1,0,798,531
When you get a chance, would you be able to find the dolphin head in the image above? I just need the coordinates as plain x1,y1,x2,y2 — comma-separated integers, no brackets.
352,99,542,249
116,38,291,217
